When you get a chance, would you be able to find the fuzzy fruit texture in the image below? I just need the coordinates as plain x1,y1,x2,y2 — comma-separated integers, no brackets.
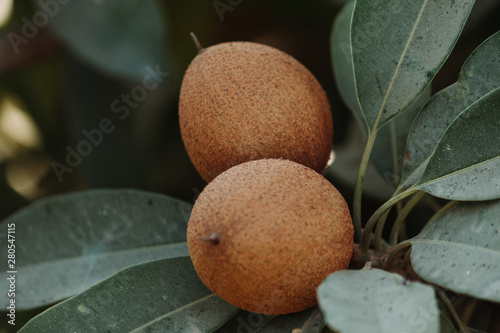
187,159,353,315
179,41,333,182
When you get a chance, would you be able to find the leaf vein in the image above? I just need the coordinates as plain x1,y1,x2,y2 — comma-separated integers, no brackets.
129,293,217,332
416,155,500,189
373,0,429,131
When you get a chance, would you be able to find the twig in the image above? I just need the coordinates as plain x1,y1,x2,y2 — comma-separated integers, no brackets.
436,289,469,333
389,191,425,245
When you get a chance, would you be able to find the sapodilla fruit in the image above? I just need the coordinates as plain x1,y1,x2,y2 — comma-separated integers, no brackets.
187,159,353,315
179,39,333,182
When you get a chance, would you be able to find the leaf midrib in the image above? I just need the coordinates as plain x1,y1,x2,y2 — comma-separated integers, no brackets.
14,242,188,271
415,155,500,190
369,0,429,132
129,293,217,333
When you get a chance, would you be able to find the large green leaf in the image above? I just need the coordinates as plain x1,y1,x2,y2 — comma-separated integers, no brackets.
331,1,431,188
0,189,192,309
351,0,475,130
18,257,239,332
413,87,500,200
403,30,500,184
317,263,439,333
409,200,500,303
331,1,364,133
47,0,165,79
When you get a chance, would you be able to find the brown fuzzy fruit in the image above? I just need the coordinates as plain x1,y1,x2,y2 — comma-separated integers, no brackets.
187,159,353,315
179,41,333,182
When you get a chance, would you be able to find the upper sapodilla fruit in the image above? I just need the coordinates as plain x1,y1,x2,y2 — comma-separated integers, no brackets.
179,39,333,182
187,159,353,315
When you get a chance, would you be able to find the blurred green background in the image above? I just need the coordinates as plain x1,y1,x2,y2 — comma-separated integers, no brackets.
0,0,499,222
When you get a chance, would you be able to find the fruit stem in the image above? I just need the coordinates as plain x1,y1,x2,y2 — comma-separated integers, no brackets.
190,32,205,54
374,209,391,252
389,191,425,245
360,188,416,254
352,128,377,243
436,289,469,333
384,240,411,269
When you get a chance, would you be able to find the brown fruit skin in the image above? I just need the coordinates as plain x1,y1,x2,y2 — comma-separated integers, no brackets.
179,41,333,182
187,159,353,315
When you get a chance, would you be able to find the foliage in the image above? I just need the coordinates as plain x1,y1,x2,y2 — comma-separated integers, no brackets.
1,0,499,332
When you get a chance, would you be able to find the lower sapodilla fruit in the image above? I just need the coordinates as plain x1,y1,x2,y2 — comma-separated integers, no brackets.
187,159,353,315
179,40,333,182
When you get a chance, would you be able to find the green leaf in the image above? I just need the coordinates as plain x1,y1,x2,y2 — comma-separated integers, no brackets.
331,1,431,188
47,0,165,80
0,189,192,310
403,30,500,184
331,1,365,134
413,87,500,200
409,200,500,303
255,307,324,333
18,257,239,332
317,263,439,333
351,0,475,130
